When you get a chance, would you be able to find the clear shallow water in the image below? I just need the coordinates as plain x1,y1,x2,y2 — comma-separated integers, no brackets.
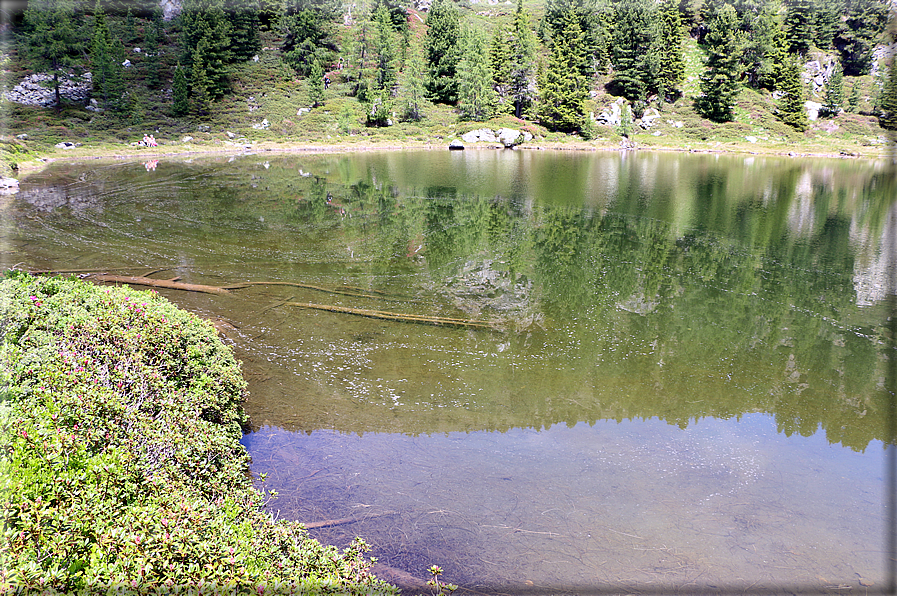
2,150,895,593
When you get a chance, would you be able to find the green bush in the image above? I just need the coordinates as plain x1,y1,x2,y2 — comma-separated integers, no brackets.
0,271,396,595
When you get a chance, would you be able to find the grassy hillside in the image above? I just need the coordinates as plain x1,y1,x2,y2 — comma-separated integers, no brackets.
0,4,893,177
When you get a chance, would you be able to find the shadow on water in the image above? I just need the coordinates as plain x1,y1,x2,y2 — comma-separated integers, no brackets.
4,150,897,593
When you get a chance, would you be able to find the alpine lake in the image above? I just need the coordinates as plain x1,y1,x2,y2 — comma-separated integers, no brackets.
3,148,895,594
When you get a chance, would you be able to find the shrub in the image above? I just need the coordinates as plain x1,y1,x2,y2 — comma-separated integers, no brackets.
0,271,396,595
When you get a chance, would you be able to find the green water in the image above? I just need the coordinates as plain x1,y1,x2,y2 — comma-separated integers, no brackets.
3,150,894,593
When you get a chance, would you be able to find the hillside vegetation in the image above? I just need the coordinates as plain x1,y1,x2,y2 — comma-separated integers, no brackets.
0,0,895,177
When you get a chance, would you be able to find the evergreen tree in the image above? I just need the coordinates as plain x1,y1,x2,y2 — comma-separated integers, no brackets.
655,0,685,102
847,80,861,112
811,0,843,50
190,36,212,116
424,0,461,103
698,3,743,122
784,0,813,55
398,37,428,121
309,60,326,107
608,0,658,102
181,4,232,98
879,56,897,130
227,0,262,62
539,11,589,133
373,2,399,91
778,55,809,130
508,0,538,118
834,0,890,75
491,23,514,114
745,4,786,90
542,0,610,76
143,10,164,89
280,3,338,76
456,25,496,121
23,0,84,112
172,62,191,116
90,1,125,111
821,60,844,117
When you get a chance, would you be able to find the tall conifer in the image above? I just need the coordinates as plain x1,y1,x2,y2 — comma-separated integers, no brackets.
425,0,461,103
539,11,589,133
778,55,809,130
698,3,742,122
456,25,496,121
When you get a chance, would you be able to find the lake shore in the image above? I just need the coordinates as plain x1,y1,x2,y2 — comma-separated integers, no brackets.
15,133,895,177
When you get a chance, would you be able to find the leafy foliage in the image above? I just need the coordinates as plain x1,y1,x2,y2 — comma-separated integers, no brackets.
0,272,397,595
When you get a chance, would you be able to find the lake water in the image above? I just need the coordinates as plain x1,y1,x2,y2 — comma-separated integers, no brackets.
3,149,895,594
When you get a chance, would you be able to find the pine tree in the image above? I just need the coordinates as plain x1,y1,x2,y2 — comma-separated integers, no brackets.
539,11,589,133
821,60,844,117
879,56,897,130
456,25,496,121
698,3,743,122
172,62,191,116
425,0,461,103
778,55,809,130
655,0,685,102
23,0,83,112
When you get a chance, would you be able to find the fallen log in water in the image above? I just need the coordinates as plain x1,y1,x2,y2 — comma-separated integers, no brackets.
225,280,402,301
286,301,496,330
82,273,231,295
368,563,430,593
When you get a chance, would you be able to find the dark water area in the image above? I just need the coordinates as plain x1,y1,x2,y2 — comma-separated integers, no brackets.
3,149,895,593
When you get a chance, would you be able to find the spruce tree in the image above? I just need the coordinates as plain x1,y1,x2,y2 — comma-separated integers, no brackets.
784,0,813,56
698,3,742,122
835,0,890,76
373,2,399,91
821,60,844,117
309,60,326,107
172,62,191,116
91,1,124,110
23,0,83,112
539,11,589,133
542,0,610,77
811,0,843,50
778,55,809,130
746,4,787,90
424,0,461,103
190,37,212,116
655,0,685,102
508,0,537,118
879,56,897,130
227,0,262,62
181,2,232,97
456,25,496,121
609,0,658,102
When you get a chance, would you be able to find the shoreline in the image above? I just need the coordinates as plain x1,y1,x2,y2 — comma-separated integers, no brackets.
14,136,894,177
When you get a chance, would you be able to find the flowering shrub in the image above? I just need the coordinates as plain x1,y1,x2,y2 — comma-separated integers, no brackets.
0,271,395,595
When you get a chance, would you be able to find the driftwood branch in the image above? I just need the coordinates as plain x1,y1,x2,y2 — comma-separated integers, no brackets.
287,301,495,330
225,281,413,302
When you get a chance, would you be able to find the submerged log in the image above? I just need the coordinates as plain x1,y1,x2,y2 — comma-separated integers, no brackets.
302,511,398,529
82,273,231,295
286,301,495,330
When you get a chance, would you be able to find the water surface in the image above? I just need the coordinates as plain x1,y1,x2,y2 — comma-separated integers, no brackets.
3,149,895,593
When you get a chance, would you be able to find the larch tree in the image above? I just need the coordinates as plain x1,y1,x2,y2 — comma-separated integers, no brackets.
508,0,538,118
698,3,743,122
879,54,897,130
398,36,428,121
373,2,399,92
456,24,496,121
90,0,124,111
